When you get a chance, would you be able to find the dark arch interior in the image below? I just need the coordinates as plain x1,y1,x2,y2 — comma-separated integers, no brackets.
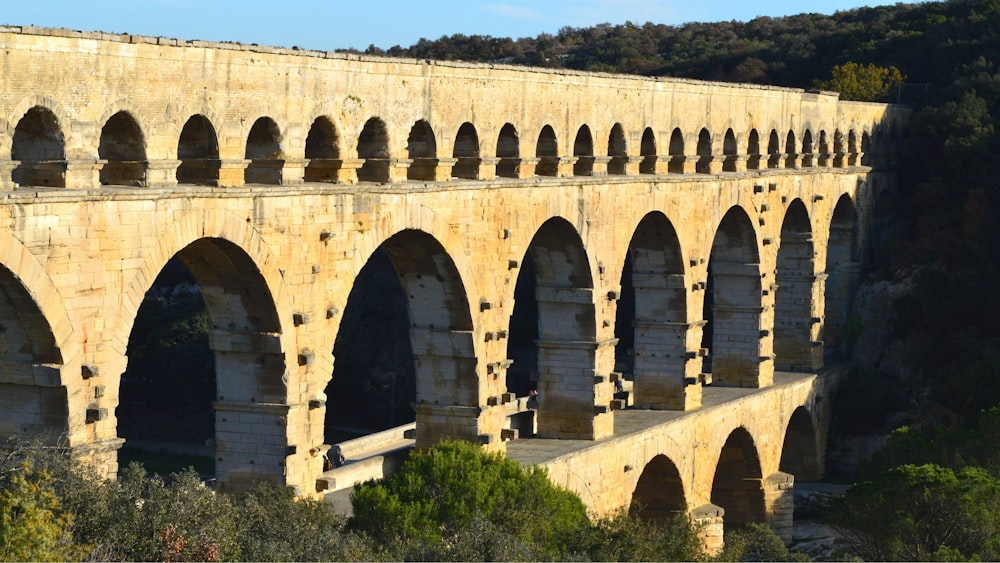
507,252,539,399
176,115,220,186
0,264,66,444
640,128,657,174
668,128,684,173
711,427,765,532
573,125,594,176
357,118,390,183
452,122,480,179
747,130,761,170
406,120,438,181
824,196,860,352
723,129,737,172
12,106,66,188
780,407,821,480
608,123,627,175
244,117,283,185
99,111,147,186
496,123,520,178
767,130,781,168
536,125,559,176
774,201,816,372
631,454,687,522
696,129,712,173
304,116,341,183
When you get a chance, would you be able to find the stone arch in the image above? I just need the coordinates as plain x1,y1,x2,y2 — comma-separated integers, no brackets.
176,114,220,186
99,111,147,186
573,125,594,176
848,129,859,163
695,128,713,174
747,129,761,170
774,200,818,371
406,119,438,181
767,129,781,168
801,129,814,167
818,130,830,166
631,454,687,522
703,207,767,387
723,128,738,172
607,123,627,175
536,125,559,177
861,130,872,166
496,123,520,178
711,427,766,533
12,105,67,187
639,127,657,174
304,115,341,183
452,122,480,179
784,130,797,168
357,117,390,183
508,217,606,439
668,127,685,174
244,116,283,185
779,406,822,480
620,212,692,410
824,195,860,351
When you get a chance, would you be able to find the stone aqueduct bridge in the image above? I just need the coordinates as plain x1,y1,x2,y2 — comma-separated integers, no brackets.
0,27,908,535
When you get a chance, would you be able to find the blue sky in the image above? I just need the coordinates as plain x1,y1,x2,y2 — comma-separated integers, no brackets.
3,0,902,52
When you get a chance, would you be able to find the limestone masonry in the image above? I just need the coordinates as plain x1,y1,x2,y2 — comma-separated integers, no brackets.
0,25,908,544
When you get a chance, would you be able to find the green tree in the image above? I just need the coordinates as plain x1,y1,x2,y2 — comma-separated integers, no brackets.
0,462,82,562
814,61,906,101
349,439,589,559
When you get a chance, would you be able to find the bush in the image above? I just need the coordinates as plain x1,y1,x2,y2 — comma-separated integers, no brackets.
0,461,83,562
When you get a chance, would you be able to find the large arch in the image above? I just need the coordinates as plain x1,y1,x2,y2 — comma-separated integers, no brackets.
703,207,768,387
176,114,220,186
99,111,147,186
508,217,608,439
357,117,390,183
12,106,66,188
303,116,342,183
774,200,819,372
406,119,438,181
711,427,765,533
452,122,480,179
620,212,693,410
779,406,822,481
244,116,283,185
824,195,860,351
631,454,687,523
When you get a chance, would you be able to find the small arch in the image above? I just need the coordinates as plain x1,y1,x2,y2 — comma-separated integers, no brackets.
631,454,687,522
99,111,147,186
536,125,559,177
244,117,283,185
406,119,438,181
747,129,761,170
818,130,830,166
861,131,872,165
573,125,594,176
607,123,627,175
452,122,480,180
848,129,859,162
767,129,781,168
357,117,390,183
784,130,797,168
668,128,685,174
496,123,521,178
774,200,816,371
12,106,66,187
780,406,822,480
176,114,220,186
711,427,765,533
801,129,814,167
722,128,738,172
696,128,712,174
304,116,341,183
639,128,657,174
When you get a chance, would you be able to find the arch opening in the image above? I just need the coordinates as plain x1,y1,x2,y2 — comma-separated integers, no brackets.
711,427,765,533
573,125,594,176
357,117,390,183
639,128,657,174
723,129,738,172
304,116,341,183
801,130,814,167
780,406,821,481
668,128,685,174
767,130,781,168
536,125,559,177
507,218,599,439
774,201,817,372
784,131,797,168
701,208,763,387
696,128,712,174
824,196,860,352
176,115,220,186
0,264,66,445
244,117,283,185
496,123,520,178
406,120,438,181
12,106,66,188
99,111,147,186
607,123,627,175
452,122,480,180
630,454,687,523
747,129,761,170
